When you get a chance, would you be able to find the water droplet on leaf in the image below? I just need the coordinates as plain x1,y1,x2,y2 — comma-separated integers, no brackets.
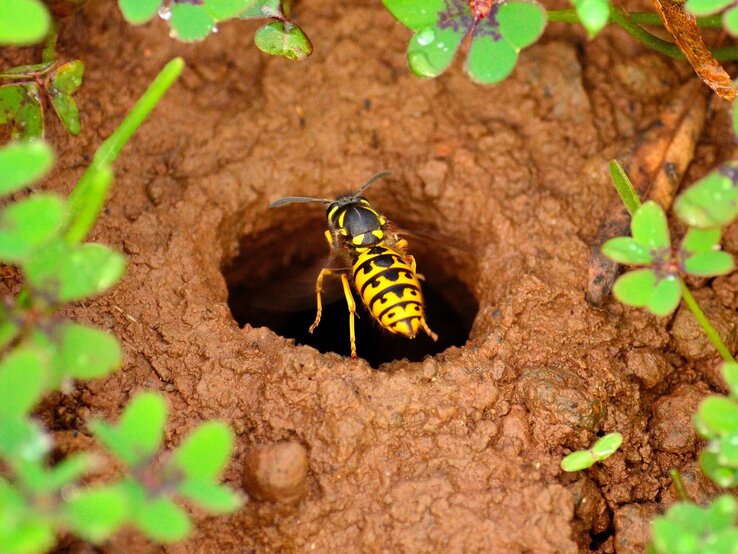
158,5,172,21
416,28,435,46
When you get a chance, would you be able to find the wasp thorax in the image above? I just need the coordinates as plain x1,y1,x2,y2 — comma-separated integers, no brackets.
329,199,386,248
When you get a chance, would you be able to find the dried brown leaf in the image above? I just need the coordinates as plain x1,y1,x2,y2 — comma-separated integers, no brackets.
651,0,736,100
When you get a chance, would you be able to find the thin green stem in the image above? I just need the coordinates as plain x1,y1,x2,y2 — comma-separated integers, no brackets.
669,469,692,502
547,9,738,61
547,9,722,27
66,57,184,243
681,281,736,363
609,7,685,60
42,24,58,64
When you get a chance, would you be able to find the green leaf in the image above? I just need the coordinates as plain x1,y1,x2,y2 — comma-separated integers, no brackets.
118,392,167,462
0,140,54,196
632,201,670,249
465,33,518,84
675,165,738,228
706,496,738,530
724,6,738,35
407,26,465,79
238,0,282,18
560,450,595,471
24,240,126,302
63,485,129,543
172,421,233,480
0,194,65,262
0,418,49,461
699,396,738,434
118,0,162,24
12,84,44,140
49,93,81,136
612,268,657,307
700,450,738,487
0,518,56,554
382,0,445,30
53,322,123,381
498,2,547,48
646,276,681,316
178,480,242,513
64,163,114,244
609,160,641,216
0,84,25,125
723,362,738,397
718,437,738,467
601,237,653,264
0,61,54,78
51,60,84,95
88,420,136,467
0,0,51,45
204,0,251,20
686,0,733,16
572,0,610,36
734,92,738,139
133,498,192,543
683,251,734,276
254,21,313,60
682,227,721,254
44,453,94,491
169,3,214,42
0,348,45,418
591,432,623,459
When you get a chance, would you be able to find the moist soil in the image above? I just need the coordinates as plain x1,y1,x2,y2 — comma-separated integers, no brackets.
5,1,738,552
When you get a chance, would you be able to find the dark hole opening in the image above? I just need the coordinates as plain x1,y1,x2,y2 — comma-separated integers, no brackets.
223,217,478,369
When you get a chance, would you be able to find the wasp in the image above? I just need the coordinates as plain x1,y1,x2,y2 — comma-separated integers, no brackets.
269,171,438,358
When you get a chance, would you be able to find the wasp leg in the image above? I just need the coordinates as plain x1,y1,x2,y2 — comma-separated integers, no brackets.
339,273,358,358
405,254,425,281
421,318,438,342
309,267,340,334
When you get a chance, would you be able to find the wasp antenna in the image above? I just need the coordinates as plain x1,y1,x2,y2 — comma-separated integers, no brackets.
269,196,332,208
355,171,392,195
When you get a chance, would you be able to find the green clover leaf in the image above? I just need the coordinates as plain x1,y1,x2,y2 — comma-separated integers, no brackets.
384,0,546,84
676,163,738,229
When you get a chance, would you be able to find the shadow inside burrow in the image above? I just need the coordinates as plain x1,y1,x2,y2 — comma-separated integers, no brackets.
222,213,479,369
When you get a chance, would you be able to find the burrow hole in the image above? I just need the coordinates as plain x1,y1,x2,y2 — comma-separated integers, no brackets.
223,212,479,368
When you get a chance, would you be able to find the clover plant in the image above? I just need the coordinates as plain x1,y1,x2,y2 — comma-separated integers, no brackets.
89,393,241,543
0,58,84,139
561,432,623,472
0,58,241,553
651,495,738,554
382,0,547,84
601,162,736,363
118,0,312,59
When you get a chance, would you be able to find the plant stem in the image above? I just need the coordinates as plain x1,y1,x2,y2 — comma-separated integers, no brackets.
547,9,722,27
669,468,692,502
66,57,184,243
547,9,738,61
680,281,736,363
93,57,185,166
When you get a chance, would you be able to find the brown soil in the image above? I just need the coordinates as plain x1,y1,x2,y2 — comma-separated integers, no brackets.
6,1,738,552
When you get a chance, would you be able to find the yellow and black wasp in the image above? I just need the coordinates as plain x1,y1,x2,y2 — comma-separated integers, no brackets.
269,171,437,358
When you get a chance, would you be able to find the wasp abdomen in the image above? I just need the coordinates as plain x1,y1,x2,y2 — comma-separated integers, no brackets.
352,245,426,337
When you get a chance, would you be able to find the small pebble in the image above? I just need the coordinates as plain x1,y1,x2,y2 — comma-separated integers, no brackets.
242,441,309,504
